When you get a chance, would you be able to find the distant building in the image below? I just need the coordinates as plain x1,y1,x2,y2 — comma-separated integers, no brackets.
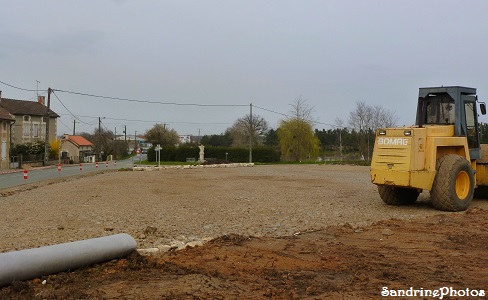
60,134,94,163
179,135,191,144
114,134,150,152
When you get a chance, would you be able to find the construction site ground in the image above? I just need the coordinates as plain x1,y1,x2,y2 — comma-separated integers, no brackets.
1,164,487,299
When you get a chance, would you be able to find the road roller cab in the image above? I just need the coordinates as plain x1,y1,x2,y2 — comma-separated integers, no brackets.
370,86,487,211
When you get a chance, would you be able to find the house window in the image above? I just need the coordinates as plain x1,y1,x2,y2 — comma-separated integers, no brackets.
33,124,39,137
23,123,30,137
23,116,30,122
2,123,6,131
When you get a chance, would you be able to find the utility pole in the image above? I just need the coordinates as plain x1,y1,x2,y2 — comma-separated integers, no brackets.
124,125,127,154
135,130,138,150
249,103,253,163
98,117,104,161
43,88,52,166
114,127,117,160
339,128,343,160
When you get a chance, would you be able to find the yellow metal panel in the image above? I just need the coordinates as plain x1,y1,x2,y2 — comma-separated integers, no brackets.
424,136,470,171
371,169,410,186
410,129,426,171
371,169,434,190
409,170,436,190
424,125,455,136
371,134,412,171
475,163,488,186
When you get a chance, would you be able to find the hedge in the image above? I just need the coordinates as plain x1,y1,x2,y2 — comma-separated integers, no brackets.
147,145,280,163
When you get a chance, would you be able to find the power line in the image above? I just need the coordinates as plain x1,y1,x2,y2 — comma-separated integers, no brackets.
254,105,342,128
254,105,292,118
53,88,248,107
57,113,232,126
1,79,247,107
2,80,345,130
28,90,47,101
58,118,73,132
51,90,93,125
0,80,40,92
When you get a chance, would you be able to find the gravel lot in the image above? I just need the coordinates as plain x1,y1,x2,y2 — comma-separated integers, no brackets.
2,164,488,253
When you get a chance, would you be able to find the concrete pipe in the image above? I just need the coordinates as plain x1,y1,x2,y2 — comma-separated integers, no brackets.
0,233,137,287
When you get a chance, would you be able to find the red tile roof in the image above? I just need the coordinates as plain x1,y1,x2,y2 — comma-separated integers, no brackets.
67,135,94,147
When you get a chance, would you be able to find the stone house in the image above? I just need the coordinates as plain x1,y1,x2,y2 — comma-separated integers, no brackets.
0,94,59,146
0,106,14,170
60,134,94,163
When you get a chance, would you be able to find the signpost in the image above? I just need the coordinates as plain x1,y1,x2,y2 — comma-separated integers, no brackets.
156,144,161,167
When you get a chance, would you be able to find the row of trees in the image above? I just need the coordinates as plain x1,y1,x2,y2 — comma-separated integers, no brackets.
198,99,397,161
42,98,397,163
15,99,488,163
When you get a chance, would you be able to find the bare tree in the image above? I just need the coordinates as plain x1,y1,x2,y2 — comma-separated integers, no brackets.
348,102,372,131
82,128,115,159
228,114,269,147
371,105,396,129
335,117,345,128
289,96,316,124
348,101,397,131
348,101,398,160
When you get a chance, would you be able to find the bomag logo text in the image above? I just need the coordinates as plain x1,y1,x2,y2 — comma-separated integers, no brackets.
377,138,409,146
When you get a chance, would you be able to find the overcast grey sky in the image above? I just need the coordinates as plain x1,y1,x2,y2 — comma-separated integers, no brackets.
2,0,488,137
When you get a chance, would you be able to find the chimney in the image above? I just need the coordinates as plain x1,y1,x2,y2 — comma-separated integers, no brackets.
38,96,45,105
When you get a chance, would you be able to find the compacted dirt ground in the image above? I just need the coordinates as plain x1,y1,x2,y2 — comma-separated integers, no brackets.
1,164,487,299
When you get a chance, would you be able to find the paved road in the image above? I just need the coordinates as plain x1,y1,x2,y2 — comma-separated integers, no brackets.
0,155,146,190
